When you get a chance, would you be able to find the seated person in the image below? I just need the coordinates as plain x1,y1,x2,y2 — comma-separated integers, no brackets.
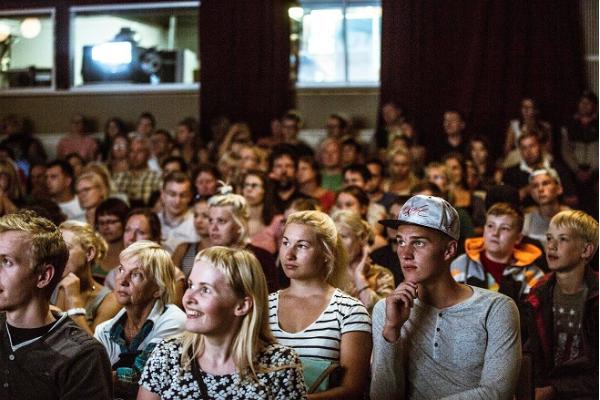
371,195,521,399
451,202,545,311
524,210,598,400
138,247,306,400
172,196,211,279
54,220,122,336
94,240,186,399
207,191,279,293
270,210,372,398
523,167,570,246
0,211,112,399
332,210,395,312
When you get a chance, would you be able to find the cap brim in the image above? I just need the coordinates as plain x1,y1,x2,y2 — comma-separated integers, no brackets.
378,219,402,229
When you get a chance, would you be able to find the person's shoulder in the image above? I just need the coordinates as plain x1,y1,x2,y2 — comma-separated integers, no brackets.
331,290,371,319
470,286,518,310
259,342,300,368
51,316,106,354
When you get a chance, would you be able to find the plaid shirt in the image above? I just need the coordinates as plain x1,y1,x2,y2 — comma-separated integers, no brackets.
113,169,161,206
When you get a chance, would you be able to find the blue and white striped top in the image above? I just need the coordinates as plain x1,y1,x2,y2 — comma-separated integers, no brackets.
268,289,371,362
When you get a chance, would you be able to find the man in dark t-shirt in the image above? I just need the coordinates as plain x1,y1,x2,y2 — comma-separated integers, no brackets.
0,210,112,400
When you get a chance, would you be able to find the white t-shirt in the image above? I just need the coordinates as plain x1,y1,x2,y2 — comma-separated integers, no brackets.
158,210,201,254
268,288,371,362
59,196,85,221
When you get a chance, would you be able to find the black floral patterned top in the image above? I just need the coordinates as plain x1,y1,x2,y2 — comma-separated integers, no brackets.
139,336,307,399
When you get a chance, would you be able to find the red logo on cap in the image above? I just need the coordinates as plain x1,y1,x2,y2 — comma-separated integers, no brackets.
401,204,428,217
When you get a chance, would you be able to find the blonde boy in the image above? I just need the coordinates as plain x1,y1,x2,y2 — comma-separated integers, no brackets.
524,210,598,400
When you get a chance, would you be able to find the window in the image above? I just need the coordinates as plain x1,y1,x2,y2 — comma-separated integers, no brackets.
70,2,199,89
0,9,55,90
290,1,381,86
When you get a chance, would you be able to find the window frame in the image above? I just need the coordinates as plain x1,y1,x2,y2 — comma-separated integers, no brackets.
68,1,199,93
0,7,57,94
294,0,381,88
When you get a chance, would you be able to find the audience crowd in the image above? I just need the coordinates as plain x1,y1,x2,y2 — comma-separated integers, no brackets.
0,90,597,399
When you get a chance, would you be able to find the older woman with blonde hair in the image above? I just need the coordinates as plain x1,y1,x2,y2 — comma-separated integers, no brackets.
208,191,279,292
332,211,395,312
76,171,110,224
94,240,186,399
55,220,122,335
139,246,306,399
270,210,372,397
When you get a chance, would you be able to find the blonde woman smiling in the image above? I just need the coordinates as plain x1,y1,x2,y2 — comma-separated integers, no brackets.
138,247,306,399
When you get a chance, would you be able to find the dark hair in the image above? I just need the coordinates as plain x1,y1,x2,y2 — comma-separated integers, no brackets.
103,117,127,139
517,131,540,146
366,158,386,178
95,198,130,227
580,90,598,105
343,163,372,183
281,112,301,125
21,197,67,227
411,181,443,197
64,152,85,166
268,144,299,172
328,114,348,130
240,169,278,225
138,112,156,128
126,208,162,243
298,156,322,186
341,137,362,153
444,109,466,122
442,152,468,189
152,128,172,141
336,185,370,217
162,171,192,189
46,159,75,180
161,155,188,173
177,117,199,134
192,163,221,182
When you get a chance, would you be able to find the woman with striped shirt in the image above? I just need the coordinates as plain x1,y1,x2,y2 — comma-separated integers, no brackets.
269,210,372,398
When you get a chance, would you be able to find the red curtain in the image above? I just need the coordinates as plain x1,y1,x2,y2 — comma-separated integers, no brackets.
379,0,585,157
200,0,294,140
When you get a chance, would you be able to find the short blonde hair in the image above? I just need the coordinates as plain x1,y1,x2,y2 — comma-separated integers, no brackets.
119,240,176,305
284,210,348,289
77,171,110,201
550,210,599,251
59,220,108,265
181,247,275,380
332,210,374,245
0,210,68,292
208,193,250,245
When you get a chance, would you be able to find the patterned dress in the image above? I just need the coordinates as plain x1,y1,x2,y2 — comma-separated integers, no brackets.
139,337,307,399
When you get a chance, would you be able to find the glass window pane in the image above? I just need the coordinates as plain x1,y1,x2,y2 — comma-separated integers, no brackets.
298,8,345,83
0,10,54,90
346,6,380,82
71,4,199,87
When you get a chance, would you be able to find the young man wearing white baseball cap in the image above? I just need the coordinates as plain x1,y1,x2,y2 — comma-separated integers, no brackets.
370,195,522,399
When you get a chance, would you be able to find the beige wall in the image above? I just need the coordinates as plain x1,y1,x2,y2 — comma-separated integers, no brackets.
0,90,199,134
0,87,378,137
297,87,379,130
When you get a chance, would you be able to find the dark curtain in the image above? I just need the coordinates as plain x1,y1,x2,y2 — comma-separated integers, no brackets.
200,0,294,141
379,0,585,158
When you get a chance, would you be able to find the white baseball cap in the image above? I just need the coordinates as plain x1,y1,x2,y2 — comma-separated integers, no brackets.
379,195,460,240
